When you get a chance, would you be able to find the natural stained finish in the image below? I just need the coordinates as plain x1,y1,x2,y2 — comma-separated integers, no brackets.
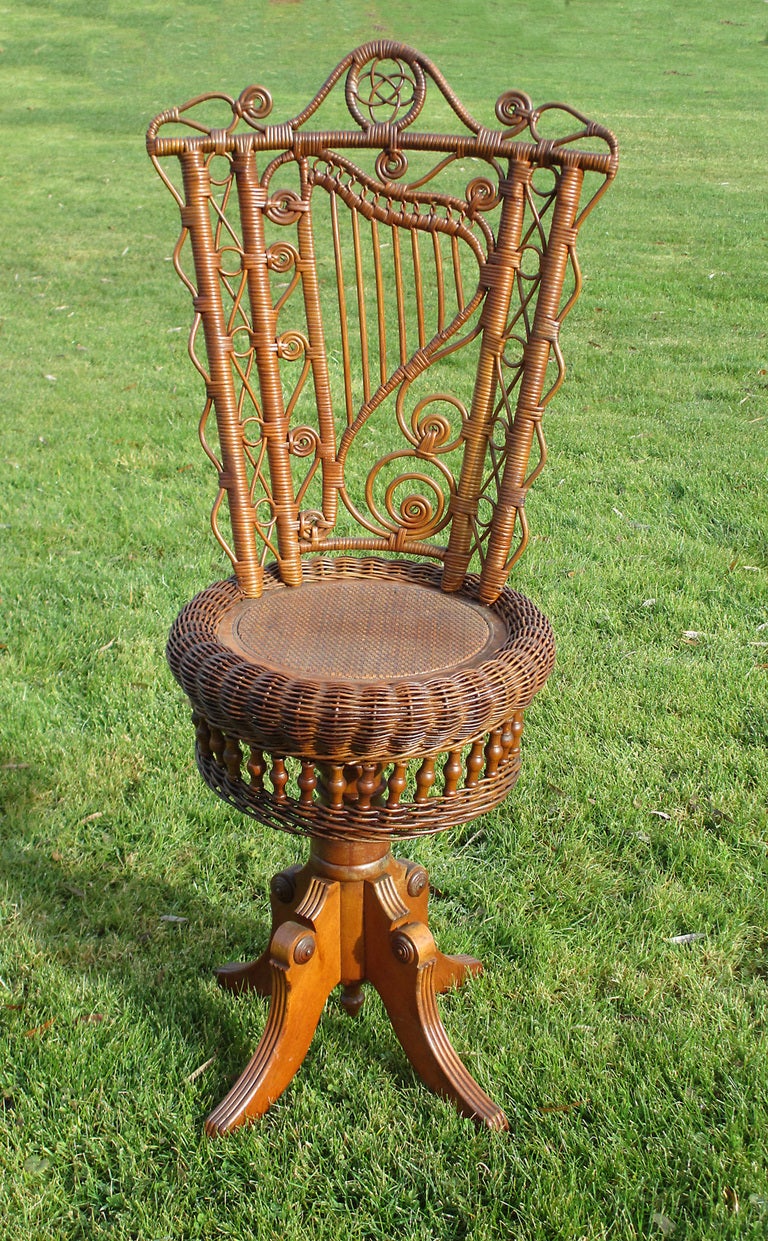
207,839,501,1135
148,43,617,1132
169,557,552,808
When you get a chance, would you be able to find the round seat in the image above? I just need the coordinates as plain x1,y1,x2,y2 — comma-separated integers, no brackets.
167,556,555,763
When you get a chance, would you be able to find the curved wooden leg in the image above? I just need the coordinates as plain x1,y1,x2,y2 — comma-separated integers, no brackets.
365,874,508,1132
432,951,483,994
205,879,341,1135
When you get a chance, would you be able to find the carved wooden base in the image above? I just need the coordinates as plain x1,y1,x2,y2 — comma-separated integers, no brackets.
207,838,507,1135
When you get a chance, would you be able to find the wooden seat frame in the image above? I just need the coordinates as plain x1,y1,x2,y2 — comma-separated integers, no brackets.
148,42,617,1134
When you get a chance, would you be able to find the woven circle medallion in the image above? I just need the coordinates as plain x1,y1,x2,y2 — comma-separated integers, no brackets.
219,578,503,681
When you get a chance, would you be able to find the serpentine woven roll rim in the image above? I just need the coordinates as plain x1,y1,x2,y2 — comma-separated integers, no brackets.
167,556,555,763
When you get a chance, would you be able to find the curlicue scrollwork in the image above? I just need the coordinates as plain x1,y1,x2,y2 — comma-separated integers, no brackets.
148,40,617,601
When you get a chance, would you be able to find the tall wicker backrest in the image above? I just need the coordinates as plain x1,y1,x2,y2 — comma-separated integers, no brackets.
148,44,617,1136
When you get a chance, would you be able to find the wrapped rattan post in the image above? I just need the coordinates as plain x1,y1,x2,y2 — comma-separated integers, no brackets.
179,150,262,596
442,160,532,593
232,146,302,587
478,164,584,603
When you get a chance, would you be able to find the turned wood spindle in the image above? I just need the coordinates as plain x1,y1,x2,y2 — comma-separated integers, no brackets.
223,735,242,781
499,720,515,761
321,764,347,809
270,756,289,802
298,760,317,806
356,763,382,810
443,750,463,796
193,711,211,759
247,748,266,790
465,740,485,789
386,763,408,808
208,724,225,762
484,729,504,778
414,757,436,804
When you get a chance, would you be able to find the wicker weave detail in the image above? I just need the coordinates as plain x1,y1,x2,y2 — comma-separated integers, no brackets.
145,48,619,1131
194,728,524,841
148,45,617,602
167,556,555,764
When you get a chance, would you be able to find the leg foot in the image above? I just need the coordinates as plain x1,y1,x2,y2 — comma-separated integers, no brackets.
365,874,508,1132
205,880,340,1135
339,983,365,1017
214,953,272,997
433,951,483,994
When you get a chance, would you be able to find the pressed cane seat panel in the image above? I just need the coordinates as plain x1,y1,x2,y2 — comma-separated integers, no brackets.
222,578,499,680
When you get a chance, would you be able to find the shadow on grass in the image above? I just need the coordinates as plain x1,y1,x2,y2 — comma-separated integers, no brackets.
0,758,429,1116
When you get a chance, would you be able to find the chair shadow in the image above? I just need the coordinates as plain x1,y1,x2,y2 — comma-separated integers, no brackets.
1,753,493,1122
0,756,303,1112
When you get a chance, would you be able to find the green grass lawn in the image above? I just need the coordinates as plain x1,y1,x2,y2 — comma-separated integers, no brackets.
1,1,767,1237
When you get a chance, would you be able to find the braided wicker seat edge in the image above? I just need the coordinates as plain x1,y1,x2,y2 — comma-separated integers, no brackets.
167,557,555,763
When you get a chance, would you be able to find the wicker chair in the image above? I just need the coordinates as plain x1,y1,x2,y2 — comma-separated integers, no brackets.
147,43,617,1134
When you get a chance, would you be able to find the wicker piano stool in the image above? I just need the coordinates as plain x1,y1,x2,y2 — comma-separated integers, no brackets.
147,42,617,1134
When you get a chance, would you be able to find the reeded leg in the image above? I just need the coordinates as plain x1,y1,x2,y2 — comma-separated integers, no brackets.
205,846,504,1134
364,873,508,1132
205,879,341,1136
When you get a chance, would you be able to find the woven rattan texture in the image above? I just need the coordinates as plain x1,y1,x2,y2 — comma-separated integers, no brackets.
194,732,524,840
167,556,555,763
148,42,618,604
221,578,502,680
